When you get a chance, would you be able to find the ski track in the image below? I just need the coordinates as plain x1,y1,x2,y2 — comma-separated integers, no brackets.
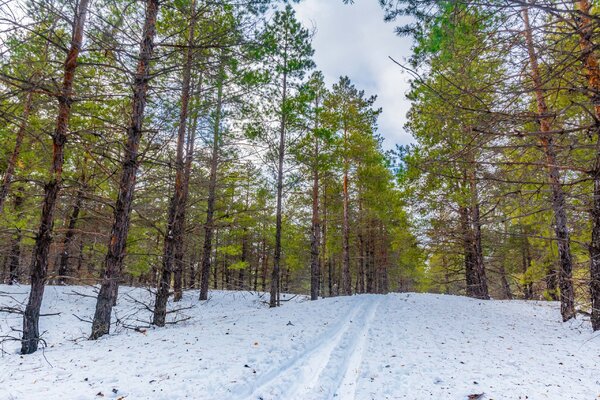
331,295,382,400
234,295,382,400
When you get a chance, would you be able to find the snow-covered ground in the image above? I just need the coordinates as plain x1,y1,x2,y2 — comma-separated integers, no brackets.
0,285,599,400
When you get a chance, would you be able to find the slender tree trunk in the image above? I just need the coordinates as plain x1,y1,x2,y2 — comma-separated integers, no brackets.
77,238,84,272
0,90,33,213
261,240,268,292
20,0,90,355
522,234,534,299
380,229,389,294
500,265,513,300
8,233,22,285
590,166,600,329
546,263,559,300
270,65,287,308
443,254,450,294
90,0,159,340
310,132,320,300
469,171,489,299
341,128,352,295
239,228,248,290
57,174,86,285
199,61,224,301
573,0,600,330
523,6,575,321
357,196,365,294
153,2,196,325
212,227,219,290
253,243,259,291
366,225,375,293
173,105,196,300
460,206,477,296
7,187,24,284
322,181,330,297
282,267,290,293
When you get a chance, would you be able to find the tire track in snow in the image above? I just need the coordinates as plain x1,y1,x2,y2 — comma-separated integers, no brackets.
234,295,382,400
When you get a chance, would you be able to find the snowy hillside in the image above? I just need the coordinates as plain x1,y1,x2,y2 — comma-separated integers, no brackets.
1,285,599,400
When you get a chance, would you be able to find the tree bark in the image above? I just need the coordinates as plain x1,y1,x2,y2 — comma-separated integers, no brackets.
523,6,575,322
469,172,489,299
357,196,365,294
0,90,33,214
20,0,90,355
522,234,534,299
261,238,268,292
199,60,224,301
173,100,196,300
239,228,248,290
6,187,24,284
500,265,513,300
310,106,321,300
153,1,196,325
322,181,330,296
341,127,352,295
546,263,559,300
90,0,159,340
460,206,476,296
574,0,600,330
57,173,86,285
366,224,375,293
270,60,287,308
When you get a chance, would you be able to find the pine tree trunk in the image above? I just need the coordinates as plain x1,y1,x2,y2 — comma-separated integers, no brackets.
500,265,513,300
239,229,248,290
364,227,372,293
270,66,287,308
310,134,320,300
173,118,196,299
573,0,600,330
21,0,89,354
546,264,559,301
522,235,534,299
261,240,268,292
213,228,219,290
199,61,224,301
460,206,477,296
0,90,33,214
341,128,352,295
380,228,389,294
20,0,90,354
522,6,575,322
153,1,196,324
590,178,600,329
470,176,489,300
357,196,365,294
90,0,159,340
253,245,259,291
57,175,86,285
7,187,24,284
322,182,330,296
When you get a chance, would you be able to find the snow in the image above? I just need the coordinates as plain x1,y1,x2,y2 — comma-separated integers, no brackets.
1,285,599,399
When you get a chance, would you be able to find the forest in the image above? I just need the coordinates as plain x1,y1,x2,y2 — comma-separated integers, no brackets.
0,0,600,398
0,0,421,354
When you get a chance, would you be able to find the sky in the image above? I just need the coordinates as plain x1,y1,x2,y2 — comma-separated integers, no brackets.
293,0,415,149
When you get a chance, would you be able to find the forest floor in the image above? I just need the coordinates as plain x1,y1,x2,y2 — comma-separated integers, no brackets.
0,285,599,400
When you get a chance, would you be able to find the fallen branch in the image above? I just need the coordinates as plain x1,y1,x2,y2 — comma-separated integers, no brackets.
67,289,97,299
72,314,93,324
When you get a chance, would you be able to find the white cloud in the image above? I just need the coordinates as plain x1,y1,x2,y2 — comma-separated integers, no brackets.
294,0,415,149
